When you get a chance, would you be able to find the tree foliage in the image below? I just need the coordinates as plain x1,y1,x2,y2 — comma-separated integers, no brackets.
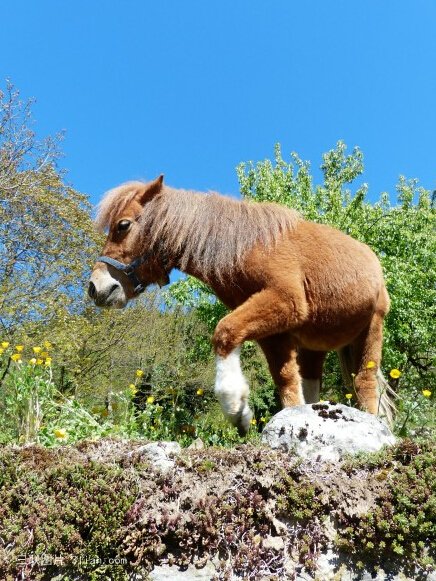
0,82,101,332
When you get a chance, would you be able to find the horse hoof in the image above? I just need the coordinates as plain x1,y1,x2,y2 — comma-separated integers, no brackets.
235,405,253,437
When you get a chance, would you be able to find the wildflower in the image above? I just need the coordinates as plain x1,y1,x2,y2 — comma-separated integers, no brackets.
345,393,353,400
147,396,155,404
1,341,9,349
136,369,144,378
251,418,257,425
128,383,138,396
366,361,376,369
389,369,401,379
44,358,52,366
15,345,24,352
53,428,68,440
36,359,43,365
422,389,432,398
11,353,22,362
43,341,52,349
29,358,37,365
196,388,204,396
33,347,42,354
260,416,266,423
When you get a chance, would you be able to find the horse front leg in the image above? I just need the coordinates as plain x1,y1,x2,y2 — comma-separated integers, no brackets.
212,288,306,435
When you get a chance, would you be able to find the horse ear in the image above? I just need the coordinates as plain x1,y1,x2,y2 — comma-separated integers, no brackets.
138,174,164,205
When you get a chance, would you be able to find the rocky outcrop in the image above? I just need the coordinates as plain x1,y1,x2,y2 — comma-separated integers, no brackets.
0,435,433,581
261,403,396,461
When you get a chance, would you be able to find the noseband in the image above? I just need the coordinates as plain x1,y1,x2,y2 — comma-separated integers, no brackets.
96,252,154,295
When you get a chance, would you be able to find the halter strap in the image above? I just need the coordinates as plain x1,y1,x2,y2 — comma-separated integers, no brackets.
96,252,153,295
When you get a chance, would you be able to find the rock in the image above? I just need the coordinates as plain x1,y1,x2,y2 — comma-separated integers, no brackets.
131,441,182,474
187,437,204,450
262,403,396,462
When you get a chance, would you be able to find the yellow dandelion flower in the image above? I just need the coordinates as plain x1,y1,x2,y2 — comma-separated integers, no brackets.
33,347,42,354
345,393,353,400
43,341,52,349
29,358,37,365
53,428,68,440
146,396,155,404
44,358,52,366
422,389,432,398
196,388,204,396
260,416,266,422
15,345,24,352
136,369,144,378
36,359,43,365
251,418,257,425
366,361,376,369
11,353,22,362
389,369,401,379
128,383,138,396
1,341,9,349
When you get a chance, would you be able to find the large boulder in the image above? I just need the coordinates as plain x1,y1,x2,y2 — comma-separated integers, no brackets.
262,403,396,461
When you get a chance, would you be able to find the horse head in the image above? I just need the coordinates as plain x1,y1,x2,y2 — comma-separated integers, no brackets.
88,175,170,308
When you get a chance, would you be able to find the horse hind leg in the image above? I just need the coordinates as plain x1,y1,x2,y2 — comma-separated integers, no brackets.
298,349,326,404
345,309,387,416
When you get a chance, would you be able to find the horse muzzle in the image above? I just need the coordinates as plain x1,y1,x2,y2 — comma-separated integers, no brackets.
88,272,127,308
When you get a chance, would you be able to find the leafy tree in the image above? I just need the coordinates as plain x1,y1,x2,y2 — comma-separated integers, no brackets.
0,82,101,333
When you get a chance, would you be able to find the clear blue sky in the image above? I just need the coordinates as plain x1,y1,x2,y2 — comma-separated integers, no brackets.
2,0,435,206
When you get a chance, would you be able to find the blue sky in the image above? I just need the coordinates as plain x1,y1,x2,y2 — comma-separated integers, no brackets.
2,0,435,206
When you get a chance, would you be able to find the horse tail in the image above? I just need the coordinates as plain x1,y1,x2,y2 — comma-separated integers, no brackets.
375,367,397,428
338,346,396,427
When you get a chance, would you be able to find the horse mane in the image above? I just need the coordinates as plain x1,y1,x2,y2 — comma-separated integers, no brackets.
96,181,301,279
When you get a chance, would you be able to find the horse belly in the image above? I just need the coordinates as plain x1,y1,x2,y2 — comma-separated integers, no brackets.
295,299,376,351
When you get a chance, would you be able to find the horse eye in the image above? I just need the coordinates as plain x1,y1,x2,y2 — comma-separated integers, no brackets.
117,220,131,232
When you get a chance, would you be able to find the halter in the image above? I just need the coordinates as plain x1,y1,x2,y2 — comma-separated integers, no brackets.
96,252,154,295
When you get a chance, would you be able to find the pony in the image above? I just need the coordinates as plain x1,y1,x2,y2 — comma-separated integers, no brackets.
89,175,394,434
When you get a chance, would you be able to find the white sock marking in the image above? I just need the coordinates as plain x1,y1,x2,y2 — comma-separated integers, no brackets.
215,347,252,427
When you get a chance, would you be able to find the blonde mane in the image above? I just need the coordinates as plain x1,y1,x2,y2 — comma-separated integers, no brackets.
96,181,301,279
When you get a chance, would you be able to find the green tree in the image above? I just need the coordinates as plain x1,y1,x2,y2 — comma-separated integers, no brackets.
0,82,101,333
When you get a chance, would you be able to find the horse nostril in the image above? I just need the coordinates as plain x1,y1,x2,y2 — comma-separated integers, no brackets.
108,283,119,296
88,282,96,299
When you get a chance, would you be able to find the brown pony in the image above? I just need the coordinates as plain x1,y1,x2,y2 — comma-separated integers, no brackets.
89,175,394,434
